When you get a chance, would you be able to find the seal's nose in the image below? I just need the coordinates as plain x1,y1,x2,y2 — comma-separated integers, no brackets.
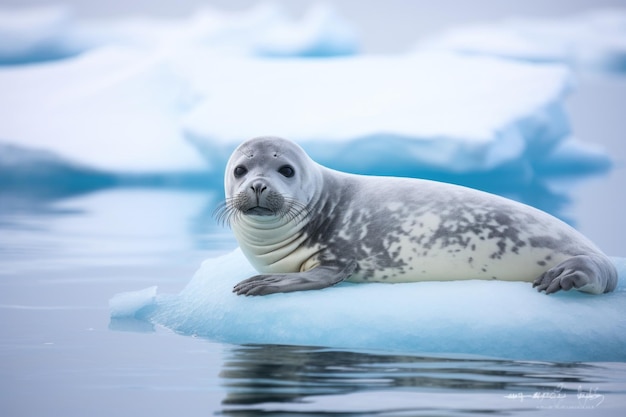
250,181,267,197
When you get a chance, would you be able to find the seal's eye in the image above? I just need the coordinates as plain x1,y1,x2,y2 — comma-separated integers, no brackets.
234,165,248,178
278,165,295,178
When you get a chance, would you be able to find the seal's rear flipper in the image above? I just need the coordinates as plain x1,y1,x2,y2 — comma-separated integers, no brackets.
233,260,357,296
533,254,618,294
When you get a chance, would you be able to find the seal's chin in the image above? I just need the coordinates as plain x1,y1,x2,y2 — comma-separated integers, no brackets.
244,207,275,216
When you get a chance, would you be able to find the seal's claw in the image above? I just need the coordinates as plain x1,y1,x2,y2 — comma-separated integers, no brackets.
233,274,283,296
232,262,356,296
534,265,575,294
533,255,616,295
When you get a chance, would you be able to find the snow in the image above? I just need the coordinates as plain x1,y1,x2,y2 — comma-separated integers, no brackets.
110,249,626,362
417,9,626,73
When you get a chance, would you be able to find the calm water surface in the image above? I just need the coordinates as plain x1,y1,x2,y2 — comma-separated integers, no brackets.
1,189,625,416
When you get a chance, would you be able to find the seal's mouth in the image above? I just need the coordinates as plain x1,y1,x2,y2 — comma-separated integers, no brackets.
244,206,275,216
213,198,310,227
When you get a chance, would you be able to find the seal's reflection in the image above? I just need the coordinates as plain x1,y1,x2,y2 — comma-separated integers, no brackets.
219,344,588,407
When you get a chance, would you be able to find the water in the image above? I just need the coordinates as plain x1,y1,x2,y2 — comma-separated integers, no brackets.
1,189,625,416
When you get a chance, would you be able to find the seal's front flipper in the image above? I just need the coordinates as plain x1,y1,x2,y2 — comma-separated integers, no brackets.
533,254,618,295
233,260,357,296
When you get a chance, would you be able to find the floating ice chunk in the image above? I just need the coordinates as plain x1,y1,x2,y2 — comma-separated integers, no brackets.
253,3,359,57
0,46,206,173
0,3,357,176
417,9,626,73
76,3,358,57
533,137,614,176
109,285,158,319
181,52,577,174
110,249,626,362
0,50,571,175
0,3,358,65
0,5,80,64
1,47,610,207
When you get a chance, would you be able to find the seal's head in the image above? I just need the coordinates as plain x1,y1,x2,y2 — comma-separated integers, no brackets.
217,136,321,226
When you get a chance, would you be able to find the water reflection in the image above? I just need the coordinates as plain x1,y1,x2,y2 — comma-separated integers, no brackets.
219,344,615,415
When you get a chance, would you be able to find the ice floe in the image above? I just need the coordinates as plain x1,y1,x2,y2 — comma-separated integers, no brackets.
0,48,605,176
0,4,614,215
0,3,358,65
110,249,626,362
416,9,626,73
0,5,78,64
0,46,202,173
180,52,580,176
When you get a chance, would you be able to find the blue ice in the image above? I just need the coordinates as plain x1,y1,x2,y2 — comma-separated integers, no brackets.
110,249,626,362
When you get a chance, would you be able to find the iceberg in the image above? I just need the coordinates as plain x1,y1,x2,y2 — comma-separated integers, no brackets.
0,3,358,65
110,249,626,362
0,46,206,174
181,52,577,175
180,52,610,211
0,5,612,214
0,5,79,65
0,48,611,211
416,9,626,73
70,2,358,59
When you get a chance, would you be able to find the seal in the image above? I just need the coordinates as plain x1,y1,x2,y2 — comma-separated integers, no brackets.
216,136,618,296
